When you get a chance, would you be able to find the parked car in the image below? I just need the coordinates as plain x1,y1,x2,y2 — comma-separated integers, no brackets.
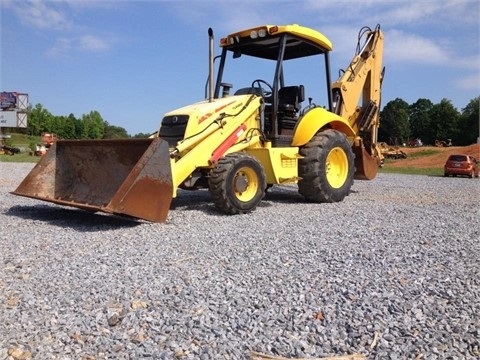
443,154,479,178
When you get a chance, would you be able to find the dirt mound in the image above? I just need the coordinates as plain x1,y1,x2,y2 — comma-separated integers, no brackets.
384,143,480,169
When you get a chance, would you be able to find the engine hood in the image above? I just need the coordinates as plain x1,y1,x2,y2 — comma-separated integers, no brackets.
164,95,254,122
162,94,259,138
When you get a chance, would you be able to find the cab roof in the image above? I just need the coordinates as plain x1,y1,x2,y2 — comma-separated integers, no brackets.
220,24,333,60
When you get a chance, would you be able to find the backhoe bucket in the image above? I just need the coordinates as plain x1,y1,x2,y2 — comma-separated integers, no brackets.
353,144,381,180
12,138,173,222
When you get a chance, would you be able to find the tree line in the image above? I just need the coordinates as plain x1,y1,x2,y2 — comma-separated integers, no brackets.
13,96,480,147
14,104,151,140
379,96,479,146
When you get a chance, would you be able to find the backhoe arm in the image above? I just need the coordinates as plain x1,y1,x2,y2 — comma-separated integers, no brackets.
332,24,384,133
331,24,385,180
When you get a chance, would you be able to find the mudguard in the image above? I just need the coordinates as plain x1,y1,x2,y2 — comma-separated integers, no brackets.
291,107,356,147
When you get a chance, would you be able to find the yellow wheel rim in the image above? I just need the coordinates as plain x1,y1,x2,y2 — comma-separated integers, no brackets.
326,146,348,188
233,166,258,201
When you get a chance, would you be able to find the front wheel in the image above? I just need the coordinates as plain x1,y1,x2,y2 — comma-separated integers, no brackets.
298,129,354,203
209,153,266,214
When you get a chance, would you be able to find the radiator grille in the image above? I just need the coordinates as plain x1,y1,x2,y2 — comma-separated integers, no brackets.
159,115,189,146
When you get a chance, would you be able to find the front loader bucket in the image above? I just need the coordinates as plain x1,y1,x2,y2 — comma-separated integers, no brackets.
12,138,173,222
353,144,381,180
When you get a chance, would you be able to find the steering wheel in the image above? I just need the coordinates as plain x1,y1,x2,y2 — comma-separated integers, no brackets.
251,79,273,98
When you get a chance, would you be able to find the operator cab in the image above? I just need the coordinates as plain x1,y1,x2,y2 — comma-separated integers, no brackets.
215,24,333,144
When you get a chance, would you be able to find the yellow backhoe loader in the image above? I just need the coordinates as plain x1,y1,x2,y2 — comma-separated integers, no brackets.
13,24,385,223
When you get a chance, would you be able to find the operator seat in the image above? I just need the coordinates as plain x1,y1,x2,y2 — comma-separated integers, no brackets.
278,85,305,131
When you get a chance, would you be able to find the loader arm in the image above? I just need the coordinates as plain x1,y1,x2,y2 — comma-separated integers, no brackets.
331,24,385,180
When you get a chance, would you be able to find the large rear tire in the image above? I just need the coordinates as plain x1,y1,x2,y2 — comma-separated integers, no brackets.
209,153,266,214
298,129,354,202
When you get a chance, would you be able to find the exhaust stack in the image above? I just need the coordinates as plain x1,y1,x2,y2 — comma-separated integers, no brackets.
208,27,214,102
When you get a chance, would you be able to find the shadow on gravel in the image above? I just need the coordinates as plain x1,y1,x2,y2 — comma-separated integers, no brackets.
170,190,227,217
169,186,304,215
8,184,361,225
170,194,278,217
170,189,211,210
6,204,141,231
265,186,306,203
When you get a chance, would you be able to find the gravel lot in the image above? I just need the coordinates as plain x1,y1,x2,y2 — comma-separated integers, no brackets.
1,162,479,359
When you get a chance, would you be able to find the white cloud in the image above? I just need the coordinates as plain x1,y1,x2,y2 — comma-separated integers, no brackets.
61,0,120,10
381,0,478,25
78,35,111,52
303,0,478,26
384,29,450,64
453,55,480,90
2,0,117,56
456,54,480,70
46,35,112,57
454,76,480,91
378,2,443,24
7,0,73,31
384,28,480,74
164,1,271,34
46,37,72,58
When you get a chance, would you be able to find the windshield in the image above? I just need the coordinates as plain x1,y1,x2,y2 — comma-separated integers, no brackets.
220,54,273,95
215,41,329,107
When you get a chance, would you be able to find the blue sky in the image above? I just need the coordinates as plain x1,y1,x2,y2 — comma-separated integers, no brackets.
1,0,479,136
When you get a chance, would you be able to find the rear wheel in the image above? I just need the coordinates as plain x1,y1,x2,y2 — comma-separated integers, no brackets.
209,153,266,214
298,129,354,202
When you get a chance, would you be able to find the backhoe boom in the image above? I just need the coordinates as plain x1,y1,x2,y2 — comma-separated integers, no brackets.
331,24,385,179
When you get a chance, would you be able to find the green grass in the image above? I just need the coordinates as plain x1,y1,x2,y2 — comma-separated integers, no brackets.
379,166,442,176
406,149,440,159
0,152,40,163
1,133,41,163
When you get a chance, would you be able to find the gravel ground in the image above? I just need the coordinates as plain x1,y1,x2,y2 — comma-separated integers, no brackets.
1,162,479,360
